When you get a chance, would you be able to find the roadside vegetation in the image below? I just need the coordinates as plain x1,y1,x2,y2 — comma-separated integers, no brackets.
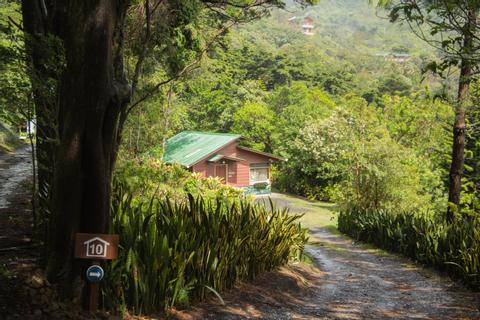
257,193,338,232
104,183,307,313
336,0,480,291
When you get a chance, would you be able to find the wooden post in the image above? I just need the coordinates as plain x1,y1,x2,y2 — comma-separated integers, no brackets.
89,283,99,312
89,260,100,313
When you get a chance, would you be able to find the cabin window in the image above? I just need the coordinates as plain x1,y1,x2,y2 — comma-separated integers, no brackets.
250,164,269,183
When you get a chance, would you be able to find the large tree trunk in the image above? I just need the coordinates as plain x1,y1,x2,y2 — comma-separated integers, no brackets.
21,0,58,248
22,0,131,300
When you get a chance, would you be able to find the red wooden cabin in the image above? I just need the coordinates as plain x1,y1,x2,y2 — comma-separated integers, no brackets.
163,131,283,188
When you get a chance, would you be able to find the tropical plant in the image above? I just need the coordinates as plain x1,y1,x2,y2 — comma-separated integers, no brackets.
103,182,308,313
378,0,480,221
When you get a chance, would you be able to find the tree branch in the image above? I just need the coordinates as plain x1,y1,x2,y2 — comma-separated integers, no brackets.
131,0,152,96
127,20,236,114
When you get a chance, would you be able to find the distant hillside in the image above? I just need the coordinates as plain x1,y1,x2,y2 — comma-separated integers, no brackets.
232,0,441,95
265,0,435,55
290,0,433,54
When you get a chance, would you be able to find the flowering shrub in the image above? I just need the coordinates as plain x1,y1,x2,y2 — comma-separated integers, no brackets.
114,157,244,203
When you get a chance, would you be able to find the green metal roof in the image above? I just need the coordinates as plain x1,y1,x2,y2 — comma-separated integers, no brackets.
163,131,241,167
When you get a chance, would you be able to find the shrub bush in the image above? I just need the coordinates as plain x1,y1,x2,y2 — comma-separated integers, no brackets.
114,158,244,203
0,121,20,152
103,182,308,313
338,208,480,290
253,182,269,190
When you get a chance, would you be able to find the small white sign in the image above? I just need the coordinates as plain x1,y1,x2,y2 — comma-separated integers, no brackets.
83,237,111,258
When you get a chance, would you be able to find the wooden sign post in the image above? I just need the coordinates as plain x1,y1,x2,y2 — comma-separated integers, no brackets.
74,233,119,313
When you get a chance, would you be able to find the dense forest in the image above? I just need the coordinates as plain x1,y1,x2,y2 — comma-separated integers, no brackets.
0,0,479,317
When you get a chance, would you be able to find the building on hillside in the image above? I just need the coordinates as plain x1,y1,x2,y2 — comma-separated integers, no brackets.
302,16,315,35
375,52,411,63
389,53,411,63
163,131,283,194
288,16,298,23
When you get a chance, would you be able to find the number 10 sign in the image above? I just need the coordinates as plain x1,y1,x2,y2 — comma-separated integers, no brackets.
74,233,119,260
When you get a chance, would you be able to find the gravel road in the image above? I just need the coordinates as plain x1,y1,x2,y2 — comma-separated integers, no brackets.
257,194,480,319
0,145,32,209
303,227,480,319
0,145,35,250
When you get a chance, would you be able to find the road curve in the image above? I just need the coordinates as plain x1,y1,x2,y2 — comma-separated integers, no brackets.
304,227,480,319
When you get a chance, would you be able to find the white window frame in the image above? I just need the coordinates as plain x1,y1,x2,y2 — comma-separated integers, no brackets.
249,164,270,185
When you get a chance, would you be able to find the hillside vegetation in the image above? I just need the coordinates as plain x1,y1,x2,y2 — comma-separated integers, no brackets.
117,0,480,290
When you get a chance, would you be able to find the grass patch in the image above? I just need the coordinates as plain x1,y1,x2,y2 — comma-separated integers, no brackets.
257,193,339,247
264,193,339,230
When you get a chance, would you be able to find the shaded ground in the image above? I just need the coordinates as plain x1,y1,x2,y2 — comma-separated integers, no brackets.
0,147,90,319
0,145,36,257
0,146,40,318
0,145,32,209
168,193,480,319
164,263,323,320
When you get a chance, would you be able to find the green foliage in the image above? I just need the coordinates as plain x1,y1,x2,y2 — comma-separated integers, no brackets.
104,182,308,313
278,94,448,210
272,82,336,152
154,1,453,213
0,120,20,152
380,0,480,76
121,91,189,156
232,101,276,152
0,0,30,126
377,73,412,96
114,156,243,203
463,82,480,213
338,208,480,290
170,0,435,141
253,182,269,189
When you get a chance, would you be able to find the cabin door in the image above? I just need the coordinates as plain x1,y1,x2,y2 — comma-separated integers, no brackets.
214,164,228,184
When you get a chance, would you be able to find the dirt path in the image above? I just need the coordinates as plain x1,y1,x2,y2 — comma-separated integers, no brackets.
172,194,480,319
0,145,34,250
0,145,32,209
276,194,480,319
305,227,480,319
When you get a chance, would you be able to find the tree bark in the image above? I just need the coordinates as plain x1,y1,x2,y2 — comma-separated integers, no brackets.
22,0,131,301
21,0,58,249
446,8,476,222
